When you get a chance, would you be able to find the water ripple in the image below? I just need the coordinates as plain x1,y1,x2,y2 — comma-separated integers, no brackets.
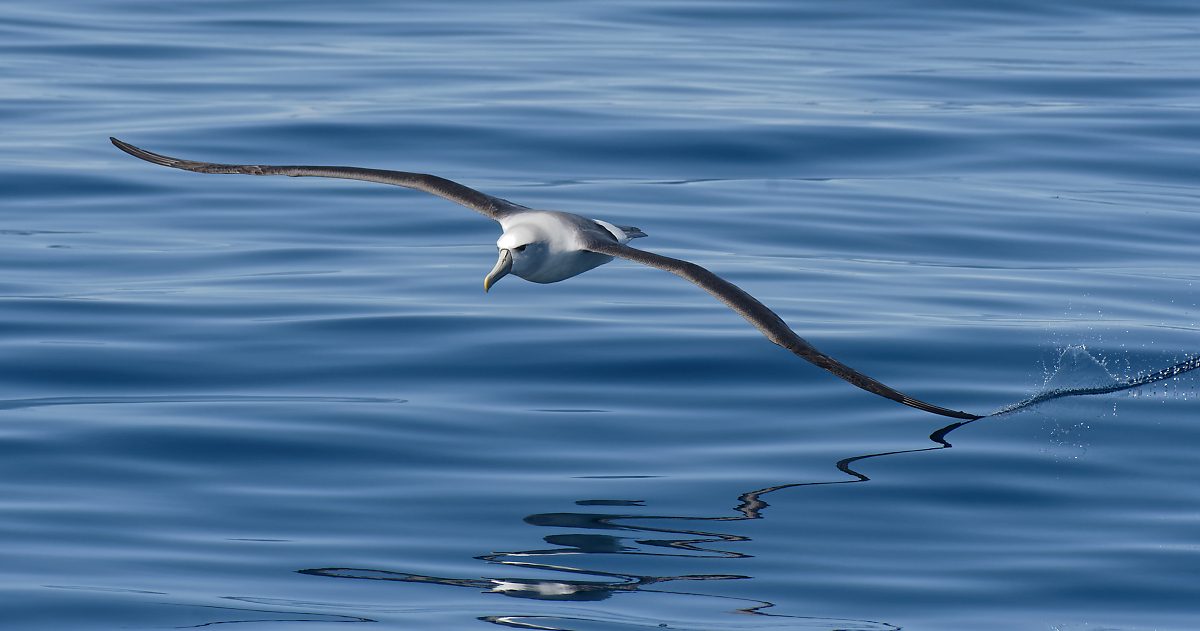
0,394,403,411
4,1,1200,629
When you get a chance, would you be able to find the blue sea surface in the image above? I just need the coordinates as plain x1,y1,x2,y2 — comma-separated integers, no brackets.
3,2,1200,629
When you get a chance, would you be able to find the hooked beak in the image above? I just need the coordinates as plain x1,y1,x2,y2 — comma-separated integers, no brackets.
484,248,513,293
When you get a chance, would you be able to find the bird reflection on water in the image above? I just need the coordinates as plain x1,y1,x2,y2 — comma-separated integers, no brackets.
297,419,987,630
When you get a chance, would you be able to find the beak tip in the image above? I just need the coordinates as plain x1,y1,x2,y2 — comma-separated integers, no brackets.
483,248,513,295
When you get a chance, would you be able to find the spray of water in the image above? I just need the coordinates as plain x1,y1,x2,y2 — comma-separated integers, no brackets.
993,346,1200,416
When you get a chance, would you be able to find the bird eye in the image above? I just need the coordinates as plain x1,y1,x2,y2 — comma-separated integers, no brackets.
514,245,528,252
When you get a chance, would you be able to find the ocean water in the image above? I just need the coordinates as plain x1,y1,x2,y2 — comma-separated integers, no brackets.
3,1,1200,629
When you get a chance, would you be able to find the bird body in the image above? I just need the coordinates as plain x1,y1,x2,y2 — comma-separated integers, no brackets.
109,137,980,421
493,211,637,285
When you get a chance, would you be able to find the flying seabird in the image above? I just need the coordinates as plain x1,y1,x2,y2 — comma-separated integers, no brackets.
110,137,980,421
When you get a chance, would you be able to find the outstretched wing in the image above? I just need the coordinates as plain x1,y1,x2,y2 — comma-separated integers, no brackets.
110,137,524,221
584,239,981,420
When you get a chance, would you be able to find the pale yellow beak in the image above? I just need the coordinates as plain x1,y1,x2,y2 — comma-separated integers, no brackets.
484,248,513,293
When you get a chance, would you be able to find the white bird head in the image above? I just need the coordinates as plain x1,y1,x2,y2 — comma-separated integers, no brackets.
485,224,543,292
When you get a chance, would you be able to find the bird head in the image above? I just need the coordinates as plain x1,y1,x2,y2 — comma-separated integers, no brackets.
485,226,542,292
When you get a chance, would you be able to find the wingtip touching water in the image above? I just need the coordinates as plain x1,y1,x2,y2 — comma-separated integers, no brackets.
110,136,982,420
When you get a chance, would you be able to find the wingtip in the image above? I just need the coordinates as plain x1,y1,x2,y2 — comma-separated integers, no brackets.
109,136,141,158
108,137,180,169
899,395,983,420
935,407,984,421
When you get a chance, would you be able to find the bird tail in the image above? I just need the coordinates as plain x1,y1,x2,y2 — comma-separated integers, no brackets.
615,224,647,239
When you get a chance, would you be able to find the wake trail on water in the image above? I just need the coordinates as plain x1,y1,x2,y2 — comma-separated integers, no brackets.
992,346,1200,417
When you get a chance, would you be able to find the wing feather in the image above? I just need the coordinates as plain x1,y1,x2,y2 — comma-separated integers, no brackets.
110,137,522,221
584,239,981,420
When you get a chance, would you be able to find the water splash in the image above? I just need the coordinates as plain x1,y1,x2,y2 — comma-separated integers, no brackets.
993,346,1200,417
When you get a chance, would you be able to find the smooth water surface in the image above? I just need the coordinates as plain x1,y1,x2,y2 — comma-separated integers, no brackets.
2,2,1200,629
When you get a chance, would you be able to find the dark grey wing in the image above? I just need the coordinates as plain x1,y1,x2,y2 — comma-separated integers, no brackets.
584,239,981,420
110,137,524,221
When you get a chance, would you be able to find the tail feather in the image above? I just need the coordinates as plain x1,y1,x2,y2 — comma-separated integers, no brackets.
616,224,647,239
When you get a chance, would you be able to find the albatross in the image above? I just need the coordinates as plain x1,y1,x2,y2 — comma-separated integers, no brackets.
110,137,980,421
